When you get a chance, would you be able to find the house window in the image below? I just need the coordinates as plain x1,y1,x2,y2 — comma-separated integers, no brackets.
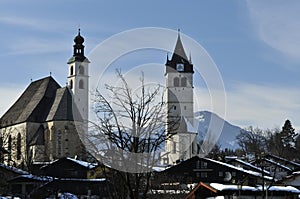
219,171,223,177
196,172,200,178
174,106,176,110
196,160,200,169
174,77,179,87
181,77,187,87
201,172,208,178
79,79,84,89
201,161,208,169
16,133,21,160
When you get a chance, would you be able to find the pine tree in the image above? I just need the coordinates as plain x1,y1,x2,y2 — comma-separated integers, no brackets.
280,120,298,160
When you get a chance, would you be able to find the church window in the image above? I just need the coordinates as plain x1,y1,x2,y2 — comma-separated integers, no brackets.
70,66,74,75
174,77,179,87
16,133,21,160
69,80,73,89
79,79,84,89
181,77,187,87
172,141,176,154
8,135,12,160
57,130,62,157
79,66,84,75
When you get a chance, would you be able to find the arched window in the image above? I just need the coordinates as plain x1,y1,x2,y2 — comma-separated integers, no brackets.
79,66,84,75
172,141,176,154
69,80,73,89
79,79,84,89
17,133,21,160
181,77,187,87
174,77,179,87
8,135,12,160
70,66,74,76
57,130,62,157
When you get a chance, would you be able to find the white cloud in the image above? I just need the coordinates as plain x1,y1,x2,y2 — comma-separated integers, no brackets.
0,84,24,117
246,0,300,61
225,83,300,130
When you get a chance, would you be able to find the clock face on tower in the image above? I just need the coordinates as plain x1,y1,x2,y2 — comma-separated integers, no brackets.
176,63,184,71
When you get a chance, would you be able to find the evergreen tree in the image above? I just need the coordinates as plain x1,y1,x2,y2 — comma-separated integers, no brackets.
279,120,298,160
280,120,297,148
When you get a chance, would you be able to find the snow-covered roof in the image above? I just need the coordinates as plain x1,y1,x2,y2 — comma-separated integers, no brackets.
264,158,292,171
233,158,271,175
40,157,97,169
0,163,29,175
9,174,52,182
66,157,97,169
210,183,257,192
205,158,274,181
210,183,300,193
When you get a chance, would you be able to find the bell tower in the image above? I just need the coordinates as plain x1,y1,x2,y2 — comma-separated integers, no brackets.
163,31,197,165
67,29,90,121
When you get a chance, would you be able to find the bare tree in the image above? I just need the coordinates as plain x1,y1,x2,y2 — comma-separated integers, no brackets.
236,126,267,155
85,70,177,199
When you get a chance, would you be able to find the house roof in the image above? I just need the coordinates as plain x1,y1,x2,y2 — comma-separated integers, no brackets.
0,163,29,175
185,182,300,199
0,76,82,128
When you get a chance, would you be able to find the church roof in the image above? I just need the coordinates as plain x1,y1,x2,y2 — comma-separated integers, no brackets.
165,31,193,73
171,32,188,62
0,76,82,128
0,76,60,127
46,87,82,121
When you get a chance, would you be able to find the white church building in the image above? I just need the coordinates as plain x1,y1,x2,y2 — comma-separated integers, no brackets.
0,29,89,168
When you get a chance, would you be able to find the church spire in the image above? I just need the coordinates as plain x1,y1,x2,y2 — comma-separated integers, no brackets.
171,30,188,62
68,28,89,64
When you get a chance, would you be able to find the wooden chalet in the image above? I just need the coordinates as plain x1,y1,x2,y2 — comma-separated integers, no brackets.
153,156,273,190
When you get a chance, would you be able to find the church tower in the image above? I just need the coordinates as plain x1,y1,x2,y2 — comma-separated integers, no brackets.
164,31,197,165
67,29,90,121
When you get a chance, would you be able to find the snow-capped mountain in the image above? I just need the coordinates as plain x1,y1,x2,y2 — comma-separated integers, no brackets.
195,111,243,150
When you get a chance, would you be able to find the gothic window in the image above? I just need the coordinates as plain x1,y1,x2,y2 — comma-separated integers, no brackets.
79,79,84,89
16,133,21,160
79,66,84,75
57,130,62,157
8,135,12,160
69,80,73,89
181,77,187,87
0,137,3,163
70,66,74,76
174,77,179,87
172,141,176,154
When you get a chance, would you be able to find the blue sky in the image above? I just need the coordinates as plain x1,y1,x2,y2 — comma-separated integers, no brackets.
0,1,299,130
